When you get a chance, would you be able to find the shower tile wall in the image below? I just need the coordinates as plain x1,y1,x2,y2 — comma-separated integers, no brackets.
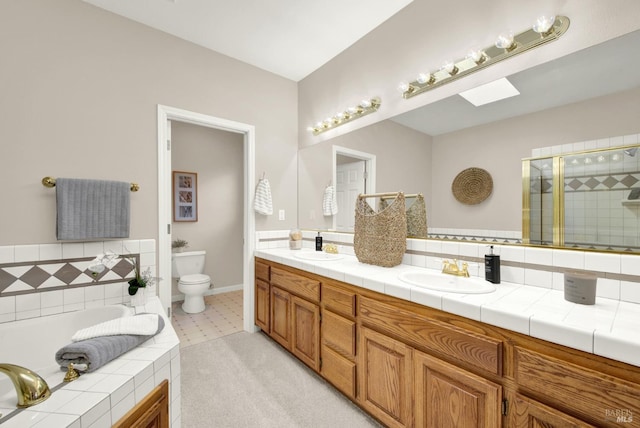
533,133,640,251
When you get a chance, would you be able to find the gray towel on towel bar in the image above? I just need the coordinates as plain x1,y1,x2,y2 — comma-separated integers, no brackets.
55,314,165,373
56,178,131,240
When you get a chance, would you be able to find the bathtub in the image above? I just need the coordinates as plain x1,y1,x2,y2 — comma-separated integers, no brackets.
0,305,132,409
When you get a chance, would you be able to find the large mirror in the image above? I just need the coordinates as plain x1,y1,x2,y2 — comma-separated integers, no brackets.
298,29,640,250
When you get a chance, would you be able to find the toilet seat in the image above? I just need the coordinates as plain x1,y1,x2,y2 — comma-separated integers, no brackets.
179,274,210,285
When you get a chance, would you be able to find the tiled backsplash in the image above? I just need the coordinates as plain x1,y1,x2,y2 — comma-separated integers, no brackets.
0,239,156,323
256,230,640,304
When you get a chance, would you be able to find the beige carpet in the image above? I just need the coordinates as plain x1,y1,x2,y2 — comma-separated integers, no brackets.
180,331,381,428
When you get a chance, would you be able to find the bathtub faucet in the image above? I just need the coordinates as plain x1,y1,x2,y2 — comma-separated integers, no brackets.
0,363,51,408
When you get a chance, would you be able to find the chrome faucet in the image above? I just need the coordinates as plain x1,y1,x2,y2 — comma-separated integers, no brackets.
0,363,51,408
441,259,470,277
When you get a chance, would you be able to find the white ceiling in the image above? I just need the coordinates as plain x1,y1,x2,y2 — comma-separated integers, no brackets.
82,0,413,82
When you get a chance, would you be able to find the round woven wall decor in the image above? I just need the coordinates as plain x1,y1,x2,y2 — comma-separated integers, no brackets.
451,167,493,205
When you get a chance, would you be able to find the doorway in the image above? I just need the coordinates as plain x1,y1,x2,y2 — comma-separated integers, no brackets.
332,146,376,232
157,105,257,333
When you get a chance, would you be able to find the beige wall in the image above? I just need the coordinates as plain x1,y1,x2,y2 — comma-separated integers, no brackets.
298,120,431,230
0,0,298,246
430,87,640,231
298,0,640,148
170,122,243,296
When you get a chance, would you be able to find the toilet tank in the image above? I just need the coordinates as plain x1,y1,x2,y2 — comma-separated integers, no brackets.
171,250,206,278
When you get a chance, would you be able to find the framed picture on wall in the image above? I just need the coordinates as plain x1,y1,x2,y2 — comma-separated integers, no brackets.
173,171,198,222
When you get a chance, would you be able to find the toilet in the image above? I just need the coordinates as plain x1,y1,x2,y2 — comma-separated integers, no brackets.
172,250,211,314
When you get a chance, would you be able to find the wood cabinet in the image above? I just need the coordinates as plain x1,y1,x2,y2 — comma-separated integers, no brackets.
414,350,502,428
511,393,596,428
254,258,640,428
255,278,270,332
359,326,413,428
270,286,292,349
259,264,321,372
291,295,320,370
255,261,271,332
321,281,358,399
113,379,169,428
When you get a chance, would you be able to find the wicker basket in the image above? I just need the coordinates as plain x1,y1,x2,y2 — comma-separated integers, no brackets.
354,192,407,267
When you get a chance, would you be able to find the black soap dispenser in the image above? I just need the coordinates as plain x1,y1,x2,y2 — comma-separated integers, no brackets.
315,232,323,251
485,245,501,284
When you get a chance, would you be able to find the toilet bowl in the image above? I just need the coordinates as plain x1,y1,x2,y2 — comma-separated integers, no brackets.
172,250,211,314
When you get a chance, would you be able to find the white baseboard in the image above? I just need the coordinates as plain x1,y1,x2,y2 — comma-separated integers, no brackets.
171,283,243,303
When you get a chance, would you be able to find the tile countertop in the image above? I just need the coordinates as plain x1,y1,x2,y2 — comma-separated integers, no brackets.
256,248,640,368
0,297,180,428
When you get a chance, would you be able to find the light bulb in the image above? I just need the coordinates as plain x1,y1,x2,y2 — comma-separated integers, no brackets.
495,32,516,51
440,60,459,76
466,49,487,64
347,106,358,114
612,153,622,161
315,121,323,128
533,15,556,35
597,155,607,163
417,72,435,85
398,82,410,93
584,157,593,165
360,99,372,108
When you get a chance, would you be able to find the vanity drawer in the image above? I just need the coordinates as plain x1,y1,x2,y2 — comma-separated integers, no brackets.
255,261,270,282
321,345,356,400
271,267,320,303
514,346,640,425
359,296,502,376
322,310,356,359
322,281,356,318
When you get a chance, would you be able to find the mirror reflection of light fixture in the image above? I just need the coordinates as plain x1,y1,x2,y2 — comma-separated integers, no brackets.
308,97,381,135
399,15,570,99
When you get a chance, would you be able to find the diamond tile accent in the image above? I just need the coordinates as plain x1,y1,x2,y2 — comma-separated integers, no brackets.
621,175,639,188
112,258,135,278
568,178,583,190
21,266,50,288
603,176,618,189
584,177,600,190
54,263,83,284
0,269,17,293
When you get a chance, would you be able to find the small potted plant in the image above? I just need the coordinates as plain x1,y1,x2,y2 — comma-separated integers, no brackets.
172,239,189,253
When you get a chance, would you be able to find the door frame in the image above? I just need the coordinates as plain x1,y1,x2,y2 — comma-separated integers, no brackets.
332,145,376,231
157,104,256,332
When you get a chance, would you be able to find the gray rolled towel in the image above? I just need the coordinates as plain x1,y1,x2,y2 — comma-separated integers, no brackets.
55,314,165,373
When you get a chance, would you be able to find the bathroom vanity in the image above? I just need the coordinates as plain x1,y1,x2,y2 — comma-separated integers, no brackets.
255,252,640,427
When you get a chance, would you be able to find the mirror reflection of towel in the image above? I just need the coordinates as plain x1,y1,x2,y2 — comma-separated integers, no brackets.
323,185,338,216
254,178,273,215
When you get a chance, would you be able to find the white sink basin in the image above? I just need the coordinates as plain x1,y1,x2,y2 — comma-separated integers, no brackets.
293,251,344,262
398,270,496,294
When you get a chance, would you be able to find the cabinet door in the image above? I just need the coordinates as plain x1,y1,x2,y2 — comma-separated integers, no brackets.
255,278,270,333
414,350,502,428
270,286,291,349
359,327,413,428
113,379,169,428
291,295,320,371
511,393,596,428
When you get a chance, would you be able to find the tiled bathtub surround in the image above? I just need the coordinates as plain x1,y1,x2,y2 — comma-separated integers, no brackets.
0,298,181,428
0,240,157,324
255,230,640,304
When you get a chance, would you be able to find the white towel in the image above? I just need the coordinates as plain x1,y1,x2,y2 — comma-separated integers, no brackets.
71,313,160,342
254,178,273,215
323,185,338,216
